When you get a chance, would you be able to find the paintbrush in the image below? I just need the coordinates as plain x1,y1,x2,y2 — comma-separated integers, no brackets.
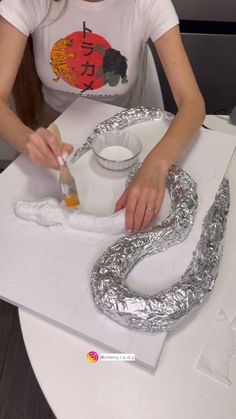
48,123,80,209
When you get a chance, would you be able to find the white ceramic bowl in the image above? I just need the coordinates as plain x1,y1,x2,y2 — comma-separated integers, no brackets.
92,130,142,171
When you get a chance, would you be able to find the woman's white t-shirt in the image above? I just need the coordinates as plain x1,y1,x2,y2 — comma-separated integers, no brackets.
0,0,179,112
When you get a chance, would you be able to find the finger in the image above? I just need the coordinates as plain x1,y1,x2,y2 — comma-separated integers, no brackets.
140,189,159,230
141,204,158,230
47,125,73,160
115,190,128,212
61,143,74,160
141,192,165,230
125,192,138,231
25,142,58,169
133,195,148,231
36,127,62,158
28,133,59,168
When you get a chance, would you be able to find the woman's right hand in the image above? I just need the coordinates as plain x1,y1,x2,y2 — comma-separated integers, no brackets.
23,127,74,170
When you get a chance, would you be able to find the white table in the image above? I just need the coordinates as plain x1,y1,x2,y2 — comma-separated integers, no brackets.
5,105,236,419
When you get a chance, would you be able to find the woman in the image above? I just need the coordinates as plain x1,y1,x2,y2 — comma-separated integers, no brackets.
0,0,205,231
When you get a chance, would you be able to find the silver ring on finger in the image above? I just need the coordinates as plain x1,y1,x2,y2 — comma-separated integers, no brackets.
146,206,158,214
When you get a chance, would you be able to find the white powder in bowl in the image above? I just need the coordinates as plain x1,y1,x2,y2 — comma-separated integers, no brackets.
99,145,133,161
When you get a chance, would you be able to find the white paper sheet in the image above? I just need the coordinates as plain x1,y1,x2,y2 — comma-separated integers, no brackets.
0,115,235,370
196,311,236,386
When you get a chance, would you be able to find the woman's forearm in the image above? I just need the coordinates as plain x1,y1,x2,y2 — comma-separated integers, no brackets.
0,99,33,153
146,95,206,169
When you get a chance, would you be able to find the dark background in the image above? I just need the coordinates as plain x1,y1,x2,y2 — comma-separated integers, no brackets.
152,0,236,114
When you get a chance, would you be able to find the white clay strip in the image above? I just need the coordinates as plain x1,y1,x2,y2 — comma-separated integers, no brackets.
14,198,125,235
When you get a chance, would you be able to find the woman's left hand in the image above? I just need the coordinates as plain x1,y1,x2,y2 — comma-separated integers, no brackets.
115,157,168,232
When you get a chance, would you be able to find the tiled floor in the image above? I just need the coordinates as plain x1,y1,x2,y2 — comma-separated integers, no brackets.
0,299,56,419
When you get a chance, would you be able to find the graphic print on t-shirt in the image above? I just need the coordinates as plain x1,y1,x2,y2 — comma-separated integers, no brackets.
50,22,128,93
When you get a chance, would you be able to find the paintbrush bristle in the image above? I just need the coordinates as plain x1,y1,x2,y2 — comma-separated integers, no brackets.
63,193,80,208
48,123,80,209
59,165,80,208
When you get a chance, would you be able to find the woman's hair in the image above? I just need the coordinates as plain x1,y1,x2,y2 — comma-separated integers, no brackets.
11,0,65,127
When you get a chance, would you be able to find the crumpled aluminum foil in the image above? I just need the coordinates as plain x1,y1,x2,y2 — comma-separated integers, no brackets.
91,175,230,332
71,106,174,163
91,165,203,333
73,106,230,333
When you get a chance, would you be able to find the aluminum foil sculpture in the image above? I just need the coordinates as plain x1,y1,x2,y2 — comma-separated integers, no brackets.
15,107,230,333
74,107,230,333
